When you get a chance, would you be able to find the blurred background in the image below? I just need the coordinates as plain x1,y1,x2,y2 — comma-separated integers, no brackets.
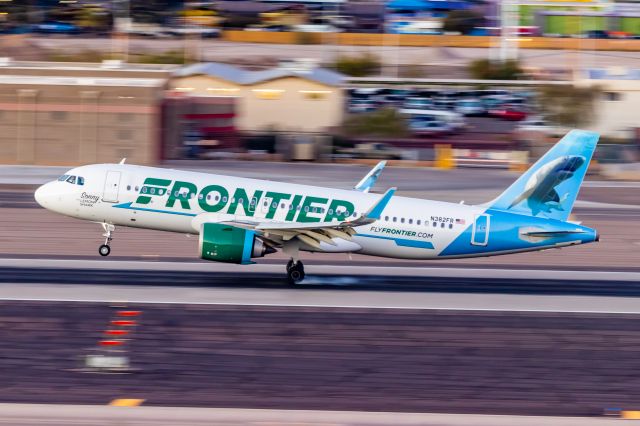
1,1,640,426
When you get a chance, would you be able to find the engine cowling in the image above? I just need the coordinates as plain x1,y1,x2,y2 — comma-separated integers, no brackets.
199,223,275,264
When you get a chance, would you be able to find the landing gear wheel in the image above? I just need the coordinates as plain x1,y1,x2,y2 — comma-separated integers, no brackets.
286,261,305,284
99,244,111,257
99,223,115,258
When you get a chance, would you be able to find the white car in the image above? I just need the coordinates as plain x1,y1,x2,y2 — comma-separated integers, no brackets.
516,117,564,135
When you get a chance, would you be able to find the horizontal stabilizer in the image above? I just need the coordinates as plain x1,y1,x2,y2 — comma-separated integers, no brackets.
523,230,586,237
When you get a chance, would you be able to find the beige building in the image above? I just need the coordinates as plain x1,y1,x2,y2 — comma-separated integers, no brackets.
169,62,345,133
577,68,640,139
0,62,173,166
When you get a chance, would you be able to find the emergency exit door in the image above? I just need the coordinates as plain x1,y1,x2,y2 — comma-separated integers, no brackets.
471,214,490,246
102,171,121,203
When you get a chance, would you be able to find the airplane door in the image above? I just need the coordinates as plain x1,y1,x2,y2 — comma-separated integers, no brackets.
471,214,490,246
102,171,121,203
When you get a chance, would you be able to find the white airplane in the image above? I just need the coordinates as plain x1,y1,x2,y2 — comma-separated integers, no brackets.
35,130,600,284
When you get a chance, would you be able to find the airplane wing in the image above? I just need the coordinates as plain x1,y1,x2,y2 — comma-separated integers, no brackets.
354,161,386,193
192,187,396,250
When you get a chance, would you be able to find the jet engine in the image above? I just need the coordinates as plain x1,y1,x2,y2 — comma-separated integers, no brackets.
199,223,275,264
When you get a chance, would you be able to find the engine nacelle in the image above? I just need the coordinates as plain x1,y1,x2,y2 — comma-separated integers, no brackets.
199,223,275,264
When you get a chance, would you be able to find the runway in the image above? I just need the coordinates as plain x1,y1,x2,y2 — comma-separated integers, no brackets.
2,258,640,296
1,298,640,416
0,404,622,426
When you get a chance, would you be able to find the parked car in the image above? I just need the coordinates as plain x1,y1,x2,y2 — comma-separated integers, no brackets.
583,30,609,39
337,143,403,160
34,22,81,34
400,109,466,132
403,97,433,110
409,118,453,137
515,116,564,136
348,99,377,113
489,106,527,121
455,99,485,116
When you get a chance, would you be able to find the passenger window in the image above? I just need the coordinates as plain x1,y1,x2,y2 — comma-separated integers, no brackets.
408,218,413,224
127,185,131,191
135,186,139,191
400,218,405,223
66,176,76,184
417,220,421,225
441,222,445,228
393,217,397,222
384,216,389,221
449,223,453,229
77,177,84,186
433,222,437,227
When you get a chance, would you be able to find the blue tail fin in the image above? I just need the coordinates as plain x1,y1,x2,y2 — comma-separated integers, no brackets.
489,129,599,221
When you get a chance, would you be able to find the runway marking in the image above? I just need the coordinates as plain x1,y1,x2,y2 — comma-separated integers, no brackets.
109,399,144,407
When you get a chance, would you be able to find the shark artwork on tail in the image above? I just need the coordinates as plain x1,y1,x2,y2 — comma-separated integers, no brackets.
490,130,597,221
507,155,586,215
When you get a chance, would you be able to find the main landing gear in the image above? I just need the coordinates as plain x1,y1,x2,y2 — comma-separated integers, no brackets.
286,259,305,284
99,223,115,257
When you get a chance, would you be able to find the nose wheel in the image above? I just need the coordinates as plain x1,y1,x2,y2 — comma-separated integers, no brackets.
99,223,115,257
99,244,111,257
286,259,305,284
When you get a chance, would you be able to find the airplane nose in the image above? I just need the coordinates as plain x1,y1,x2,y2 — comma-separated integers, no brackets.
34,182,52,208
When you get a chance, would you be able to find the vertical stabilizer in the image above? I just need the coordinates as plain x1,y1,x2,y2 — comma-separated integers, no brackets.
488,130,599,221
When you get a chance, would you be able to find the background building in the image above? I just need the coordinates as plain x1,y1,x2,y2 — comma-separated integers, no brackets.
0,62,172,166
169,61,345,133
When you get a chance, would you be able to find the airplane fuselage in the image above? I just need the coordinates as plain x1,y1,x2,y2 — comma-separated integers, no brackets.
35,163,598,260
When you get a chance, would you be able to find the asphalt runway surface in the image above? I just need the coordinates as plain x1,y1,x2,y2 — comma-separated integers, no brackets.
0,405,623,426
2,298,640,416
2,261,640,296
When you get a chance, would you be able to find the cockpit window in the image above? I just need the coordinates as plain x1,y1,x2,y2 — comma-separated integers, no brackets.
57,174,85,185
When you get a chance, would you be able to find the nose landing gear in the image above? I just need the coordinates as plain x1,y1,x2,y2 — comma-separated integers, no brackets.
99,223,115,257
286,259,305,284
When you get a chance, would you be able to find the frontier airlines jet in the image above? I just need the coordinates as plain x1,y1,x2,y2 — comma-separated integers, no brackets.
35,130,599,283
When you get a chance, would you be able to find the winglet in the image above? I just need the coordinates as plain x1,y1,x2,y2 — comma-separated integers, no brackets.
354,161,386,193
364,187,396,220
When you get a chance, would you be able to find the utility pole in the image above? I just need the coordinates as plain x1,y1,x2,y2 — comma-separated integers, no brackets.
498,0,519,63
